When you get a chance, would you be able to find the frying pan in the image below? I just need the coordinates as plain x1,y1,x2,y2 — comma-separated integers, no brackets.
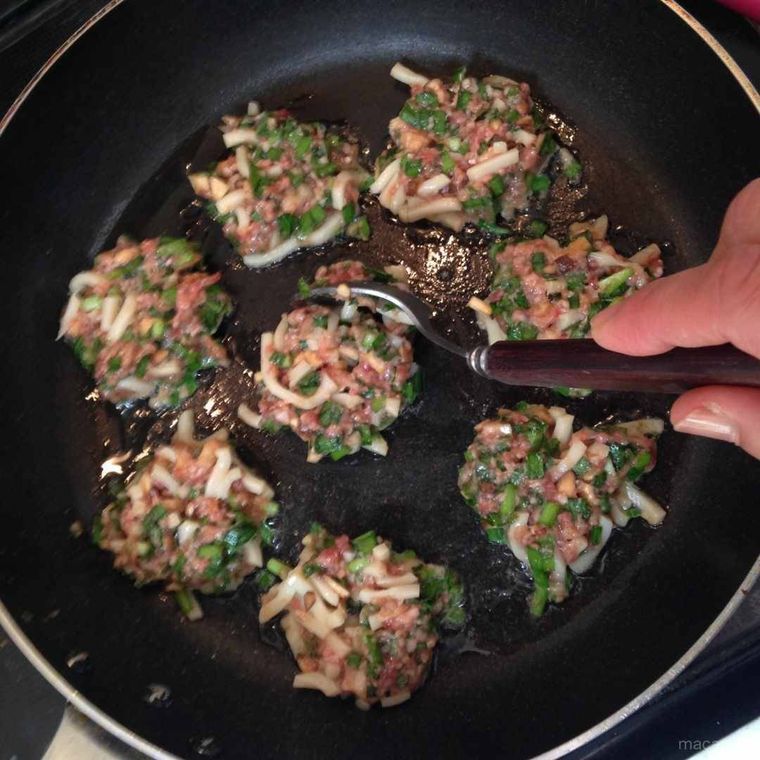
1,1,759,758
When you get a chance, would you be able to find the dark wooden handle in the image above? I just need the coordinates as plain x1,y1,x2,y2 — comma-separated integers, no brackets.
477,340,760,394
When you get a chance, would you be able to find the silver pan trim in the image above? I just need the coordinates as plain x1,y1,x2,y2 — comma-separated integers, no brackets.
0,1,757,758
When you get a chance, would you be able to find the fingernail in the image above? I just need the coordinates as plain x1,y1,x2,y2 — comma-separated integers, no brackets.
673,405,739,444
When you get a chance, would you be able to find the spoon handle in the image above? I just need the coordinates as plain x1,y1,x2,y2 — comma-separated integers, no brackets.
469,340,760,394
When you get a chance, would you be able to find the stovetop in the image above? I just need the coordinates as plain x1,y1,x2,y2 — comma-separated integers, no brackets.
0,1,758,758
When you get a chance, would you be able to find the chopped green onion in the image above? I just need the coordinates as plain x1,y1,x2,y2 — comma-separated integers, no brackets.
486,526,507,543
81,295,103,311
462,195,493,211
416,90,439,108
402,372,423,404
567,498,592,520
315,161,338,178
352,530,377,555
197,542,223,561
487,174,505,197
528,173,551,194
499,483,517,520
199,295,229,332
223,520,257,555
175,589,203,620
399,103,430,130
526,546,547,580
294,134,312,159
318,400,343,426
432,110,447,135
266,558,291,580
478,221,510,236
364,632,384,678
538,501,562,527
525,452,545,479
313,434,343,455
608,441,633,470
599,268,633,298
540,133,558,157
400,155,423,178
135,356,150,378
530,585,548,617
347,216,371,241
507,321,539,341
566,272,586,291
341,202,356,224
297,372,321,396
526,219,548,238
329,445,352,461
255,569,278,591
531,251,546,274
163,287,177,307
277,213,298,239
358,425,374,446
302,562,321,577
456,90,471,110
270,351,292,368
573,457,591,476
626,450,652,481
347,557,369,574
440,151,455,174
589,525,603,545
564,160,582,180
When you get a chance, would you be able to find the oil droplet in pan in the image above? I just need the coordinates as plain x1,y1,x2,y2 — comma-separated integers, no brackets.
66,651,90,673
144,683,172,707
191,736,222,757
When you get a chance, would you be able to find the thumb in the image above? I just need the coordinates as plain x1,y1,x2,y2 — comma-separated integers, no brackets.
671,386,760,460
591,178,760,357
590,263,722,355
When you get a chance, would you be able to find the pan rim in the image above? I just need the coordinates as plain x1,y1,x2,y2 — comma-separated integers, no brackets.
0,1,758,758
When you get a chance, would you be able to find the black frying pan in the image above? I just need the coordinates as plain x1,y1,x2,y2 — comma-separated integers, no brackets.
1,1,759,758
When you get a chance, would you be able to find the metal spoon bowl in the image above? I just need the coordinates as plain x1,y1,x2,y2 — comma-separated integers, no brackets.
306,282,760,394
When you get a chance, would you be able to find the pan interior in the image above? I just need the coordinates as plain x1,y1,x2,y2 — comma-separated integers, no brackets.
0,1,759,758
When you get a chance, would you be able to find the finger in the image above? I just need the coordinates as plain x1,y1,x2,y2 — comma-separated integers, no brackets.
671,385,760,460
591,263,724,355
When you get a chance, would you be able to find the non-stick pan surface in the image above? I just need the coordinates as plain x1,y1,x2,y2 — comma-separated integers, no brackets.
1,1,759,758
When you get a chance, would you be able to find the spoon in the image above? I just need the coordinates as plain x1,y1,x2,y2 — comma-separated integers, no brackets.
306,281,760,394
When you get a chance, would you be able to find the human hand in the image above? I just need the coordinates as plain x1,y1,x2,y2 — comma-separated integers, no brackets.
592,178,760,459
